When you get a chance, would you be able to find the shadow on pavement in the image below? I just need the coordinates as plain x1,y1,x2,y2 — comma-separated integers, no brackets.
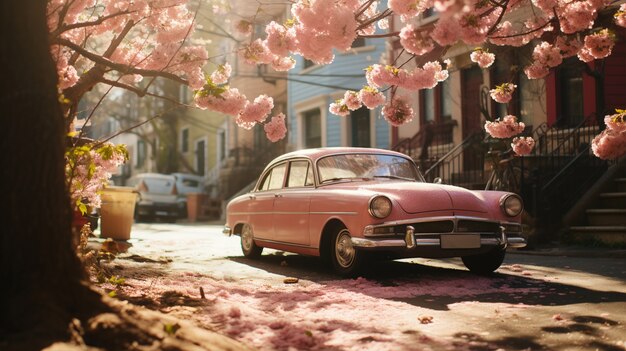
228,252,626,312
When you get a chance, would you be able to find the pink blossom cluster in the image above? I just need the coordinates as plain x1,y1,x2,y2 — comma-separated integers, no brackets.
484,115,525,139
556,0,600,34
358,86,387,109
365,62,448,91
67,143,127,211
511,137,536,156
490,83,517,104
210,63,232,85
194,87,248,116
616,4,626,28
329,90,364,117
382,96,414,127
470,48,495,68
488,20,545,47
194,82,277,130
244,0,377,69
47,0,209,91
264,113,287,142
400,24,435,56
237,95,275,130
578,29,616,63
592,110,626,160
524,41,563,79
389,0,431,20
430,7,502,46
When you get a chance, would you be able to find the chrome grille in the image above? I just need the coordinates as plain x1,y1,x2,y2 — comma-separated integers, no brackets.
456,220,500,233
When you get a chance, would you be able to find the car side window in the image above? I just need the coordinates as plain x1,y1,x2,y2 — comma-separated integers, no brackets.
287,160,313,188
267,163,287,190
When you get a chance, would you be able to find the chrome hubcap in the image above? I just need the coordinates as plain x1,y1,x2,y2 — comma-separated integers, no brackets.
335,230,355,268
242,225,253,251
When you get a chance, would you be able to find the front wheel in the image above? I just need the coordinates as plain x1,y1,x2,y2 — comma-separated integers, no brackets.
462,248,506,274
241,224,263,258
330,227,364,277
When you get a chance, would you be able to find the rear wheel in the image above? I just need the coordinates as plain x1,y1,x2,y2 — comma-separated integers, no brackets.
330,227,364,277
462,248,506,274
241,224,263,258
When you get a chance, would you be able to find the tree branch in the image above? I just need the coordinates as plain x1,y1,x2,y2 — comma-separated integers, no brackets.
55,38,189,84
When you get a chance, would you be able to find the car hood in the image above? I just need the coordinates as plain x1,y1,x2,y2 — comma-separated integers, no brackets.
356,181,488,214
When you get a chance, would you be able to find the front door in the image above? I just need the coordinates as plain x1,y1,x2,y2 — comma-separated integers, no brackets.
462,65,484,171
273,160,313,246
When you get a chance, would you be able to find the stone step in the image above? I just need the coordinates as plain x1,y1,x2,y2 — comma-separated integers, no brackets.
615,178,626,193
568,226,626,245
597,192,626,209
586,209,626,226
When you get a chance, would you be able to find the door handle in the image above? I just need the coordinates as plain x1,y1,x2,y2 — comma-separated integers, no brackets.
248,194,256,200
274,194,282,198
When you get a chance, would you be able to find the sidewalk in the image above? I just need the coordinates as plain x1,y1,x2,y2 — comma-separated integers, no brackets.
508,245,626,258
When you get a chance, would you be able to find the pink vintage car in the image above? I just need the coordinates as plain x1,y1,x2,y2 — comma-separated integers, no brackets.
223,147,526,277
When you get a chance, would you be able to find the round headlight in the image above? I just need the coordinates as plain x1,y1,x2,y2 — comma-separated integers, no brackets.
369,196,392,219
501,194,523,217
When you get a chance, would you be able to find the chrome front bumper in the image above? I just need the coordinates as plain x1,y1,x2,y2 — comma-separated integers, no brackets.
223,226,232,236
352,224,527,249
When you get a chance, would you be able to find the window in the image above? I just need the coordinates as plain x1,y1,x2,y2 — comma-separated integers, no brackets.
350,107,371,147
181,128,189,153
558,59,584,127
423,88,435,122
303,58,316,69
304,108,322,148
136,140,146,167
351,37,366,48
287,161,314,187
420,79,452,124
179,85,188,103
218,129,226,161
258,163,287,191
268,164,286,190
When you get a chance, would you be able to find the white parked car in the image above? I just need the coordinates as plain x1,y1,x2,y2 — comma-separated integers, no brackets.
126,173,179,223
171,173,206,218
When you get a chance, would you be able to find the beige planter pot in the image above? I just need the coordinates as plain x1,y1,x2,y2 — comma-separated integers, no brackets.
100,186,138,241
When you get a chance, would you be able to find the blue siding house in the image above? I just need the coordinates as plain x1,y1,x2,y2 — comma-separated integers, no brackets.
287,35,389,150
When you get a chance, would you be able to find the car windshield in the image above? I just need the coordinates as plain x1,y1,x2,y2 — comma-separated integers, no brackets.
317,153,423,184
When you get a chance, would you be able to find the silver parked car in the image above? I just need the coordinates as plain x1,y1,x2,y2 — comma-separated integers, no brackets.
127,173,179,223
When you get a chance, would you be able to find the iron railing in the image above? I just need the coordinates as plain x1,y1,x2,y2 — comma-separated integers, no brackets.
423,131,486,188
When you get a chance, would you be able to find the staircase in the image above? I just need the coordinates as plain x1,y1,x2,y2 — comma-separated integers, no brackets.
568,163,626,246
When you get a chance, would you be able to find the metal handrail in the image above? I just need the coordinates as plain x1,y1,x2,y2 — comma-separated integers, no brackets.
424,131,484,177
548,113,597,156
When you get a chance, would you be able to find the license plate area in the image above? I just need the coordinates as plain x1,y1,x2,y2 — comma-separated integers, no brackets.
440,234,480,249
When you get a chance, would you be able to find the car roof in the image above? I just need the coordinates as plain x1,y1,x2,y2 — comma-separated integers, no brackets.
269,147,411,165
171,172,204,180
131,172,176,180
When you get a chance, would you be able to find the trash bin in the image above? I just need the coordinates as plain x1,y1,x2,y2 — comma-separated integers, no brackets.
187,193,208,222
100,186,138,240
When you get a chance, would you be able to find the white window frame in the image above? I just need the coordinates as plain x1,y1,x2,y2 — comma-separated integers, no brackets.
293,95,328,149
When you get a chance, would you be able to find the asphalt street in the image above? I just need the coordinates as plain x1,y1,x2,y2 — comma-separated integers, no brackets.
93,221,626,351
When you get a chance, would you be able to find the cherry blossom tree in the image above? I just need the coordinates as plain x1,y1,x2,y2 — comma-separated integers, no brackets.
228,0,625,159
2,0,626,348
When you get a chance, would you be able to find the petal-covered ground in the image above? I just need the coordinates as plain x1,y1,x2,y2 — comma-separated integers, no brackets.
97,260,559,351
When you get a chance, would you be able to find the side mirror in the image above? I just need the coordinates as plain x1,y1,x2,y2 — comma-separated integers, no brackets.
433,177,443,184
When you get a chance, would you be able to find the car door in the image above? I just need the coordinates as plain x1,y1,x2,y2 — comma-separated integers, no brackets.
247,163,287,239
273,160,314,246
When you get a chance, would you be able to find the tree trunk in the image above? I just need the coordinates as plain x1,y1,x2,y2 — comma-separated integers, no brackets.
0,1,92,348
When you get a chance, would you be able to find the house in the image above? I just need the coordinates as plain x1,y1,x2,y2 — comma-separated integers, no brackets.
211,1,290,202
387,9,626,245
287,27,390,151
